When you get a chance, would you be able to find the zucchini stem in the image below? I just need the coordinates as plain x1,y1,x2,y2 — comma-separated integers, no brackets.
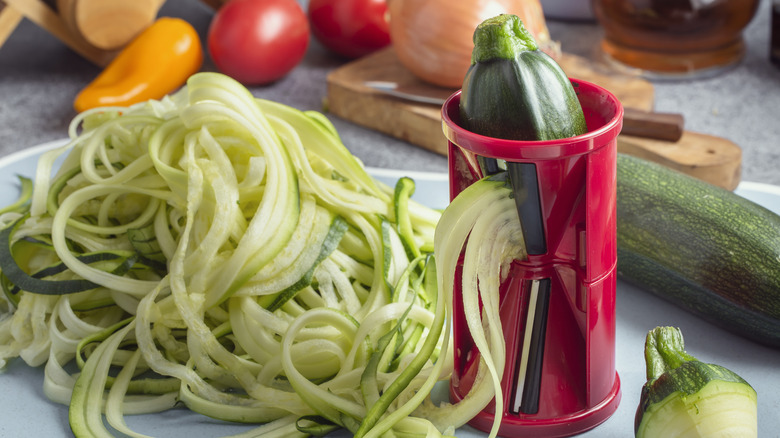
471,14,537,64
644,326,699,382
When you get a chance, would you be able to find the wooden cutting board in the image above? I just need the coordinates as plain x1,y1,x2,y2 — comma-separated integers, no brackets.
326,47,742,190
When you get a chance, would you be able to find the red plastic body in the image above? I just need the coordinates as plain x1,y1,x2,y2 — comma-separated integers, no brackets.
441,79,624,437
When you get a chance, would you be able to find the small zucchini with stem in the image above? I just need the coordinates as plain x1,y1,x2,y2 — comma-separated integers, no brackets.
635,326,757,438
459,14,586,142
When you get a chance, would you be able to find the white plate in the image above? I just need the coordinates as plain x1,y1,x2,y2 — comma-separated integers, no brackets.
2,140,779,438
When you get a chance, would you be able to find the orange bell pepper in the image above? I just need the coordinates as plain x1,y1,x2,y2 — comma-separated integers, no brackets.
74,17,203,112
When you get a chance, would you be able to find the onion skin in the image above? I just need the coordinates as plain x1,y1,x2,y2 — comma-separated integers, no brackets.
388,0,553,88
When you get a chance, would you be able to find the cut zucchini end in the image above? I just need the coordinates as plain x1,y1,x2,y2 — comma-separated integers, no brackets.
636,379,757,438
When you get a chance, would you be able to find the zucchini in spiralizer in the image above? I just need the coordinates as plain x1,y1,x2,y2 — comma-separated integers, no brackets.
459,14,586,141
616,153,780,348
635,326,757,438
459,13,587,254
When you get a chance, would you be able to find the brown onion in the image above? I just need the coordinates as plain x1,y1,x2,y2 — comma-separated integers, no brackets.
388,0,552,88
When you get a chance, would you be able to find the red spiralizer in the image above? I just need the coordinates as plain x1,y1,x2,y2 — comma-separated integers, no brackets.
440,79,623,437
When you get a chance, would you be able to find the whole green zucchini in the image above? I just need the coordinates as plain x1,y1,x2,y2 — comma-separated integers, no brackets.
617,154,780,348
635,326,757,438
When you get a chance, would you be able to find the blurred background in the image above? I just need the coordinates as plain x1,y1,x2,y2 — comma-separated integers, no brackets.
0,0,778,186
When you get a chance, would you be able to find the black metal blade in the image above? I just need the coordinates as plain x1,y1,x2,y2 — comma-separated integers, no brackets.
519,278,550,414
477,155,502,176
507,161,546,255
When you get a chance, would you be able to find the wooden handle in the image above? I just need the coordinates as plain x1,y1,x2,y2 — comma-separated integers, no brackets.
59,0,163,51
0,1,24,47
622,107,685,142
4,0,116,66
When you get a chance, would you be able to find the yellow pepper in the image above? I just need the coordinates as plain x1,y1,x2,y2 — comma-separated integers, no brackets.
74,17,203,112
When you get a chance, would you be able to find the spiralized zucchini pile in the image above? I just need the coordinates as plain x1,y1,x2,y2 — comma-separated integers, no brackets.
0,73,458,437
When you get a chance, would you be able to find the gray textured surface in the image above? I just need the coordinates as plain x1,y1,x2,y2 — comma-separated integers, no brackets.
0,0,778,184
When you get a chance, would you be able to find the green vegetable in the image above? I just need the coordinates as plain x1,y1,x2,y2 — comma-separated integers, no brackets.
0,217,141,296
635,326,757,438
0,72,451,438
459,14,586,141
616,154,780,348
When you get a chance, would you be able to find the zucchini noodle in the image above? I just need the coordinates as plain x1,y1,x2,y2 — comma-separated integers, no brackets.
0,73,461,437
431,173,527,438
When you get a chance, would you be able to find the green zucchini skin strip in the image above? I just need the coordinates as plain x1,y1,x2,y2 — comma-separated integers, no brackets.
0,175,33,215
296,415,340,436
126,224,167,273
2,217,139,296
127,224,166,264
380,217,395,296
393,177,422,263
265,215,349,311
46,164,82,217
23,250,136,283
0,218,99,294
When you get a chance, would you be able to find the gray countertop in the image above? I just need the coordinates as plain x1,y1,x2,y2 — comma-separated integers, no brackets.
1,0,779,186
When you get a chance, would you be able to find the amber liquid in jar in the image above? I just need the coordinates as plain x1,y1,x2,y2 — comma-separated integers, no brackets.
593,0,759,77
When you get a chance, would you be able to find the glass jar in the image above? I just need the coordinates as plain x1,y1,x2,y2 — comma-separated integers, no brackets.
592,0,760,79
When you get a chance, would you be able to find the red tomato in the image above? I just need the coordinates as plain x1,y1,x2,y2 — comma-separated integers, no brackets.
208,0,309,85
308,0,390,59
